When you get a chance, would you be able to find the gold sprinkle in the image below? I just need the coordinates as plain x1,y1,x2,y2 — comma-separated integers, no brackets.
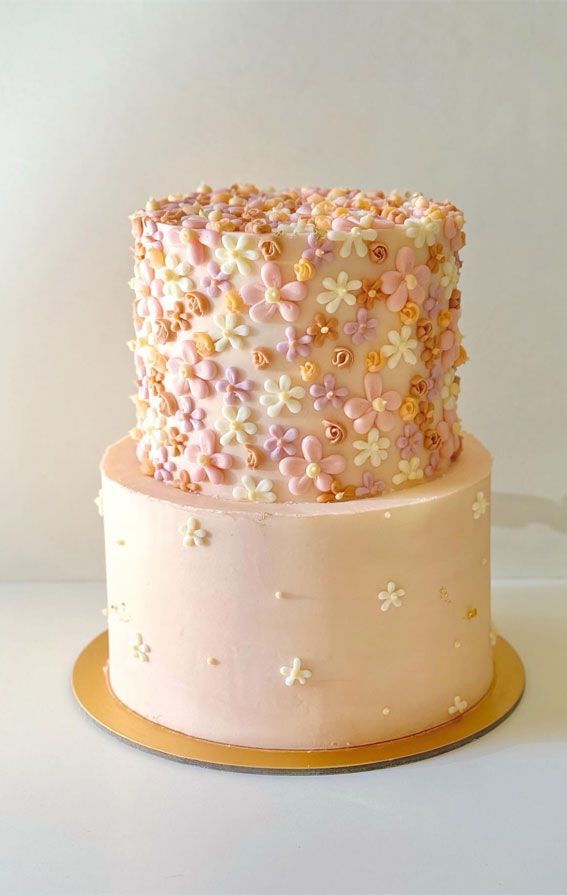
207,657,219,666
382,706,391,716
117,539,125,546
467,607,478,620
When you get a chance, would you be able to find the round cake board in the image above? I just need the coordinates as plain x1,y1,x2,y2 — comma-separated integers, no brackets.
72,632,524,775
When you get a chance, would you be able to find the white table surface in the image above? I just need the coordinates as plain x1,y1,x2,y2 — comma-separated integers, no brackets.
1,580,566,895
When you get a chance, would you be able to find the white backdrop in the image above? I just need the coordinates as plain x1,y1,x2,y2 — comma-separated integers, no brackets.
2,0,566,580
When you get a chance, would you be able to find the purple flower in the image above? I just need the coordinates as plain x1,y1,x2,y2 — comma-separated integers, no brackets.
302,233,334,267
276,327,313,362
424,283,442,320
396,423,423,460
309,373,348,411
355,472,385,498
215,367,254,405
152,447,177,482
343,308,378,345
200,261,231,299
264,424,298,461
175,396,206,432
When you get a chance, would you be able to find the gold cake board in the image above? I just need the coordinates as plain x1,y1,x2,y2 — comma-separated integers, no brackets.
72,632,524,774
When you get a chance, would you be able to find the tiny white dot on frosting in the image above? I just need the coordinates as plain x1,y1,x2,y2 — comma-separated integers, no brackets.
275,591,283,599
382,706,391,716
454,640,461,649
384,511,392,519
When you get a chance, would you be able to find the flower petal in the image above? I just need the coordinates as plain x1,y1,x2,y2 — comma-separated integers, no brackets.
250,302,277,324
302,435,322,463
261,262,282,289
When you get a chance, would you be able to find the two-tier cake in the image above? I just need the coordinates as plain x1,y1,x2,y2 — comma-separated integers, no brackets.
99,184,495,750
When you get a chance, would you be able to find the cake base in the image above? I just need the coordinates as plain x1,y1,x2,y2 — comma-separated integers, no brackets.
73,631,524,774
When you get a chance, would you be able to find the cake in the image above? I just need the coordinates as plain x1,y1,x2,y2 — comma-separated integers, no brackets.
99,184,495,750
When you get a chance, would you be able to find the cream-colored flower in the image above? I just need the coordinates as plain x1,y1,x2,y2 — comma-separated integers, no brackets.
178,516,208,547
215,405,257,445
317,271,362,313
141,407,168,449
156,253,194,299
381,325,418,369
392,457,424,485
327,224,378,258
448,695,468,715
132,633,151,662
378,580,405,611
439,258,459,296
232,475,276,503
441,370,460,410
94,489,104,517
279,657,312,686
259,374,305,418
353,428,390,468
213,312,250,352
215,234,260,275
403,216,440,249
472,491,489,519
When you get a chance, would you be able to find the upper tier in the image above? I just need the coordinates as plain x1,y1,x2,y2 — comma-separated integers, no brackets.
129,185,466,504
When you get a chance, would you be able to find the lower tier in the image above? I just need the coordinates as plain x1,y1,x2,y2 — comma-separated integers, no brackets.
101,434,494,750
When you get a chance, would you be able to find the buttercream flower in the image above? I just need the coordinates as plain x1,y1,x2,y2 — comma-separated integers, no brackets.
392,457,424,485
156,253,195,299
241,262,307,323
357,278,385,309
167,216,219,266
175,395,206,432
415,400,435,431
293,258,316,281
381,325,418,369
193,332,215,357
427,243,446,273
264,424,298,461
141,407,168,449
438,412,461,459
299,360,319,382
344,373,401,434
184,429,233,484
136,294,163,320
378,581,405,612
258,237,281,260
215,233,260,275
327,219,378,257
441,370,460,410
343,308,378,345
178,516,208,547
214,405,257,445
276,326,313,362
306,313,338,346
353,429,390,468
153,446,177,482
309,373,348,411
444,211,465,251
439,323,461,369
321,419,346,445
399,396,419,421
439,258,459,297
213,313,250,352
448,695,468,715
403,216,440,249
472,491,489,519
302,233,334,267
396,423,424,459
331,346,354,369
410,375,429,399
368,242,389,264
260,374,305,417
425,450,440,478
355,471,385,498
251,348,271,369
166,340,218,398
381,246,431,312
400,301,420,325
215,367,254,405
186,291,210,317
365,350,384,373
232,474,276,503
166,300,192,333
317,271,362,314
199,261,231,298
279,435,346,496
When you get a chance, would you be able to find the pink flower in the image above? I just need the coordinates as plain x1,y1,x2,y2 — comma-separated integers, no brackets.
302,233,334,267
381,246,431,312
439,311,460,368
215,367,254,405
166,216,220,266
241,261,307,323
264,424,298,461
343,308,378,345
276,326,313,362
175,396,206,432
425,450,440,478
344,373,402,434
184,429,233,484
200,261,231,298
444,212,464,251
424,281,443,319
437,411,460,459
309,373,349,411
136,294,163,319
396,423,424,459
166,340,218,399
355,472,385,498
279,435,346,496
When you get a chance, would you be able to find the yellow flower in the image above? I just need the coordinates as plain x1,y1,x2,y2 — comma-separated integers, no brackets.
365,350,384,373
224,290,244,312
300,360,319,382
400,301,420,325
294,257,316,282
147,247,165,269
193,332,215,357
399,396,419,421
437,309,452,329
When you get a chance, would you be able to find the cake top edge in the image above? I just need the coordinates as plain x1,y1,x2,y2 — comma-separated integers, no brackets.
131,184,465,239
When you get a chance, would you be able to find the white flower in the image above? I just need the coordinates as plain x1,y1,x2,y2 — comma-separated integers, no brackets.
378,580,405,612
178,516,208,547
215,234,260,275
403,216,440,249
448,696,468,715
381,325,418,369
327,224,378,258
441,369,460,410
232,475,276,503
215,405,257,445
260,374,305,418
156,253,194,299
439,259,459,297
392,457,424,485
280,657,312,686
127,319,161,366
353,428,390,468
94,489,104,517
214,312,250,352
132,633,151,662
316,271,362,313
472,491,489,520
142,407,168,449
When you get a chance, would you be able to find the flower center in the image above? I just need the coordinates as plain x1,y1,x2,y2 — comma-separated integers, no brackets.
197,453,210,467
326,390,334,400
179,363,193,379
351,227,361,237
320,325,329,334
315,248,324,257
368,289,377,298
306,462,321,479
405,273,417,291
372,397,387,412
265,287,281,304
